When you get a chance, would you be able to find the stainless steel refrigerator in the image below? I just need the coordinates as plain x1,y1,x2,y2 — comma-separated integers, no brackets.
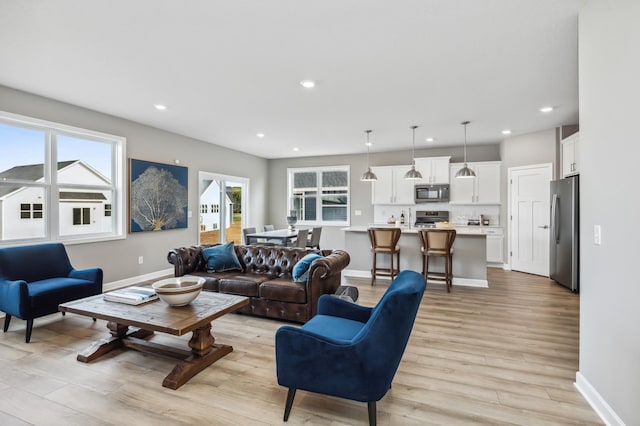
549,175,579,292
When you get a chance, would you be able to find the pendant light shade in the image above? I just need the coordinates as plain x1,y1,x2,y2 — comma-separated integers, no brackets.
404,125,423,180
455,120,476,178
360,130,378,182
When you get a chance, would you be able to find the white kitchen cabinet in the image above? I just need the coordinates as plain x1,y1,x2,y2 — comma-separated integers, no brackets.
561,132,580,177
485,228,504,264
371,166,416,205
414,156,451,184
449,161,501,204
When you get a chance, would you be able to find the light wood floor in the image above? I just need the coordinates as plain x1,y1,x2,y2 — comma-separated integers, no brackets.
0,269,602,425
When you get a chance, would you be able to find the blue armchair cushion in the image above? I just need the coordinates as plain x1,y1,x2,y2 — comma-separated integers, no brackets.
292,253,322,282
202,242,243,273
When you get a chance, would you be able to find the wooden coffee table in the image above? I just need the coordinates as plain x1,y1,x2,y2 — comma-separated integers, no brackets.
59,291,249,389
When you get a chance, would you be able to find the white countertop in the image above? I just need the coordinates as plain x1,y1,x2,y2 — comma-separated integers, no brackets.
342,225,501,236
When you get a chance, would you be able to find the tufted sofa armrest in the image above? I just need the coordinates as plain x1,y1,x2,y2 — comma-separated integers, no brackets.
167,245,212,276
306,250,351,318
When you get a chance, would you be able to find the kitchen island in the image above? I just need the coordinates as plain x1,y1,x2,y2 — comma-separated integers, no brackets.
343,226,488,287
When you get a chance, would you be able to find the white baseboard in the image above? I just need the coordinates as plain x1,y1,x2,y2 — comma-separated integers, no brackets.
343,269,488,288
575,371,626,426
104,268,173,292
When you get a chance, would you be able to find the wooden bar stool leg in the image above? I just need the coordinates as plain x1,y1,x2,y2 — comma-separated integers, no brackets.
371,252,377,286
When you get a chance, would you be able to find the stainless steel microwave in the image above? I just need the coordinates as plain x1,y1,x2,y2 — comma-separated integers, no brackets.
415,184,450,202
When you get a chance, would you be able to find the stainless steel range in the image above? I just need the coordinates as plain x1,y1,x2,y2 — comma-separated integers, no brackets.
414,210,449,228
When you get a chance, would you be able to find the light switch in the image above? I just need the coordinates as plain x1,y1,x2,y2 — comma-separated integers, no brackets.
188,210,193,218
594,225,602,245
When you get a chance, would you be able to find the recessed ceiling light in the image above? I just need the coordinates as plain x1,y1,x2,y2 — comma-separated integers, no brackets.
540,106,554,113
502,129,512,135
365,141,373,147
300,80,316,89
293,147,299,152
425,137,435,142
256,133,265,138
154,104,167,111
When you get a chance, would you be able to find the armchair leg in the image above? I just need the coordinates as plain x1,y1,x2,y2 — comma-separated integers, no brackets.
25,319,34,343
3,314,11,332
283,388,296,421
368,401,377,426
61,311,65,316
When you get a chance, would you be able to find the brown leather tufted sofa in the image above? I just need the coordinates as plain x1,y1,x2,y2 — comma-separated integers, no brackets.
167,244,350,323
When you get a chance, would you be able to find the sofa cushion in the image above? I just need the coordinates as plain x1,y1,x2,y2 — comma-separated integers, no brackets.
202,242,243,273
219,274,271,297
187,270,239,292
292,253,322,282
259,278,307,304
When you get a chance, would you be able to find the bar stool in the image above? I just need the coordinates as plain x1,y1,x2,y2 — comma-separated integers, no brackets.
367,227,402,286
419,229,456,292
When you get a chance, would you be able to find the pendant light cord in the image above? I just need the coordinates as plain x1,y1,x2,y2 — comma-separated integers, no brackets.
462,120,470,164
366,130,372,166
411,125,418,166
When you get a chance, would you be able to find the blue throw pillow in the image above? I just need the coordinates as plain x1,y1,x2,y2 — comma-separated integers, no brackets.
292,253,322,283
202,242,243,273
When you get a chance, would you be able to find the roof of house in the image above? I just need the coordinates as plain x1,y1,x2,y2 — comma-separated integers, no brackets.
0,160,98,199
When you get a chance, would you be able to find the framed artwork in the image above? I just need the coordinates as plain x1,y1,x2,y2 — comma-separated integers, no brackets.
129,159,188,232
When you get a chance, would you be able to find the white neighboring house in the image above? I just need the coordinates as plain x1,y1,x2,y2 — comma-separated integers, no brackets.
199,180,234,232
0,160,112,240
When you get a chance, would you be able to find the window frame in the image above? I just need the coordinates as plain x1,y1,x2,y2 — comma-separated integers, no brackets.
0,110,126,245
287,165,350,227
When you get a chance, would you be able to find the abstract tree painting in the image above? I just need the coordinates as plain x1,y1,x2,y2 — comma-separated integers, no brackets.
129,159,188,232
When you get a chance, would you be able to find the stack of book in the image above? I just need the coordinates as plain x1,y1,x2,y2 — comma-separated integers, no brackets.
104,286,158,305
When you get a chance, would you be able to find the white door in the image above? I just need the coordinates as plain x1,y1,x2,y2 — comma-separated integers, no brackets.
509,164,552,276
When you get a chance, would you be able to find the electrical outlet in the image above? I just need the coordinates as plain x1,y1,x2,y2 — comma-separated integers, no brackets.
138,256,144,264
354,210,362,216
593,225,602,245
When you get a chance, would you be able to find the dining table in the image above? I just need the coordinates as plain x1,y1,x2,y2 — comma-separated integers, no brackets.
245,228,309,246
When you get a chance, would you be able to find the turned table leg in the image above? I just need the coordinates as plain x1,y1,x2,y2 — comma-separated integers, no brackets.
162,323,233,390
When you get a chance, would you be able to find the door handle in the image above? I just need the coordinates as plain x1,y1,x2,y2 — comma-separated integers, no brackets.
538,225,549,229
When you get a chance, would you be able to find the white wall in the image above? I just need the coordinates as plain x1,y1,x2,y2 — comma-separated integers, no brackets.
578,1,640,424
0,85,269,283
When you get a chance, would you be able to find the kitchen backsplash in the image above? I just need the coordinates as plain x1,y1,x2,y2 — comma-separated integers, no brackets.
373,203,501,226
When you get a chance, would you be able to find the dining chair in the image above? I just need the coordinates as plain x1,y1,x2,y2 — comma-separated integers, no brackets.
264,225,275,231
306,227,322,249
296,229,309,248
419,229,456,292
243,227,257,245
262,224,279,245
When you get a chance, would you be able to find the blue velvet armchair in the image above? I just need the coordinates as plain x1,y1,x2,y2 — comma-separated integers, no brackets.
0,243,103,343
275,270,426,426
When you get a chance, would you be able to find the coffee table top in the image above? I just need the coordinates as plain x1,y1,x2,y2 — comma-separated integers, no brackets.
59,291,249,336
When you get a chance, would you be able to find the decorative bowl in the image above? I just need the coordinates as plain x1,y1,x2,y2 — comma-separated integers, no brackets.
152,277,205,306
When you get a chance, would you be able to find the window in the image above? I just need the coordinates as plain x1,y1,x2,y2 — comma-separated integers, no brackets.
212,204,219,213
287,166,350,226
73,207,91,225
19,203,44,219
20,204,31,219
0,111,126,244
200,204,208,214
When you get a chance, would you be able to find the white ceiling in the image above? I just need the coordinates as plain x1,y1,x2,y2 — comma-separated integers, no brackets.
0,0,585,159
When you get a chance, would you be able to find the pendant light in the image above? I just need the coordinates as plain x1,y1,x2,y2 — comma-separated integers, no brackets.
455,120,476,178
360,130,378,181
404,125,423,180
